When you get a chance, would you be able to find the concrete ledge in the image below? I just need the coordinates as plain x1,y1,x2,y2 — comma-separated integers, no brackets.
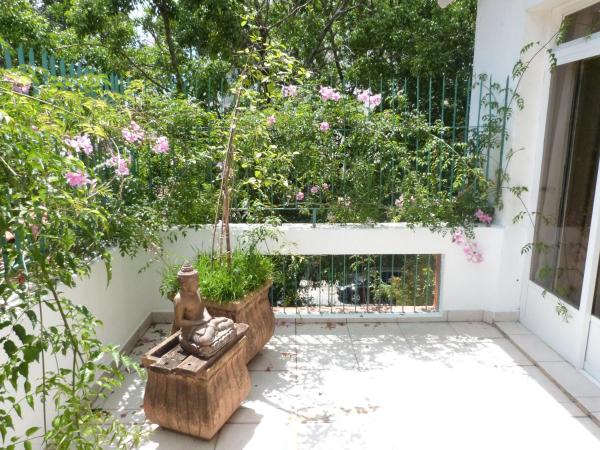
121,312,153,355
496,321,600,427
483,310,519,323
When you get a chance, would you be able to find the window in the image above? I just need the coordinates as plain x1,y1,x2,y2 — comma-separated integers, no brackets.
564,2,600,42
530,56,600,308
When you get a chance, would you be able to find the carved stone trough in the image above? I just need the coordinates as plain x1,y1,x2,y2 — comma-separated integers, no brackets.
142,323,250,440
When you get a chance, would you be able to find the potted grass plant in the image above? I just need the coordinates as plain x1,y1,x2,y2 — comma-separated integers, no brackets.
160,247,274,363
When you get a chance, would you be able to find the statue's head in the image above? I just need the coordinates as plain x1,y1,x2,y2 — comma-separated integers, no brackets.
177,261,199,295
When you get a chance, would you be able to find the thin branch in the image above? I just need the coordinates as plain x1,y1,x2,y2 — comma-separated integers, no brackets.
269,0,314,30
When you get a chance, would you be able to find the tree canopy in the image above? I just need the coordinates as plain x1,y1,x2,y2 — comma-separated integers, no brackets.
1,0,477,93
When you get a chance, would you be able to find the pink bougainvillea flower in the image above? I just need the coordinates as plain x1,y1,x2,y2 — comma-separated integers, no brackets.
310,185,320,194
368,94,382,108
65,134,93,155
14,83,31,95
266,115,276,126
356,89,382,109
357,89,371,104
452,229,465,245
152,136,170,154
474,209,493,225
122,121,144,144
116,158,130,176
107,156,130,177
65,170,91,187
3,75,31,95
282,84,298,97
296,192,305,201
395,195,404,208
319,85,333,101
464,242,483,263
319,86,341,102
322,183,330,191
319,121,330,132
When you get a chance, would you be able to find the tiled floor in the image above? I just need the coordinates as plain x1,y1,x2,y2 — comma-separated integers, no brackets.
102,321,600,449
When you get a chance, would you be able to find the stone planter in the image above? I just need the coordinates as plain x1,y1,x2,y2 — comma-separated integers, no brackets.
142,324,250,440
204,280,274,363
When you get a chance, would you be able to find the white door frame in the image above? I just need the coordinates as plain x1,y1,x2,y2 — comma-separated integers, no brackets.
523,0,600,370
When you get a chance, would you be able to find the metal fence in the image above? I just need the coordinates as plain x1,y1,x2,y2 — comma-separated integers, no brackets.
1,44,512,222
270,254,440,315
1,45,126,93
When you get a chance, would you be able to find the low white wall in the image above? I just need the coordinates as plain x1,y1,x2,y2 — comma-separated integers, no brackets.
159,224,512,316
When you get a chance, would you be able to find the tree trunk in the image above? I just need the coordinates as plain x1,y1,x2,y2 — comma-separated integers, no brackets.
157,2,184,94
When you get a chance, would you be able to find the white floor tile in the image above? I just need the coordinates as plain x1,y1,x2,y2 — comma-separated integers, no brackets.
296,343,358,370
449,321,504,339
248,343,296,371
347,322,405,344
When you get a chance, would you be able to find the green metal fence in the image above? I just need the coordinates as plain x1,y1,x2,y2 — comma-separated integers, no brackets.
270,254,440,314
1,44,512,224
1,45,126,93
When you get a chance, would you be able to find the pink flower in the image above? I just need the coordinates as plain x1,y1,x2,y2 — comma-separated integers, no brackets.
122,121,144,144
356,89,382,109
474,209,493,225
319,121,330,132
296,192,305,201
15,83,31,95
368,94,382,108
3,75,31,95
107,156,130,177
310,185,320,194
267,115,276,126
65,170,91,187
116,159,129,176
357,89,371,103
452,229,465,245
322,183,330,191
65,134,93,155
394,195,404,208
319,86,341,102
464,242,483,263
152,136,169,154
283,85,298,97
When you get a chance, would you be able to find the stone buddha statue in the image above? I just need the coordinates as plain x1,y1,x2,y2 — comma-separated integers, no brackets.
173,262,236,358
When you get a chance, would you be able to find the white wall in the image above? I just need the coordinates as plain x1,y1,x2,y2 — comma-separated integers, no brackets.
160,224,511,316
469,0,600,367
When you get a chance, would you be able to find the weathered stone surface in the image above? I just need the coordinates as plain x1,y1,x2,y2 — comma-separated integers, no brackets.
172,262,236,359
142,323,251,440
205,280,274,363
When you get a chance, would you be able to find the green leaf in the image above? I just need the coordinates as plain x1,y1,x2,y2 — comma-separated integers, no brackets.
12,325,28,344
3,340,17,357
25,427,38,437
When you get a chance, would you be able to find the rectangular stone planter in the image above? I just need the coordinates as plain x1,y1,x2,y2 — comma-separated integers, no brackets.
204,280,274,364
142,323,250,440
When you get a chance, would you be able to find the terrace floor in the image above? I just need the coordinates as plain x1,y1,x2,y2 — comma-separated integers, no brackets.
103,320,600,449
